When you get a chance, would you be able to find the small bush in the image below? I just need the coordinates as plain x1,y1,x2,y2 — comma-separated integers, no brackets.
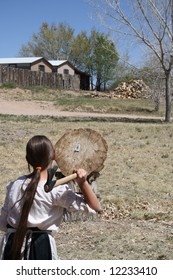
0,82,16,89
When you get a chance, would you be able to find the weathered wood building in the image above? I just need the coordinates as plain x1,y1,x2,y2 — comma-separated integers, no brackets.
0,57,90,90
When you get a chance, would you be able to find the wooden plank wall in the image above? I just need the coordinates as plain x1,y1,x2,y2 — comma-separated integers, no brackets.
0,66,80,90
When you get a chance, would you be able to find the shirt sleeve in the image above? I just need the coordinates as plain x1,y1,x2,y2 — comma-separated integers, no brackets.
0,183,12,231
52,184,96,215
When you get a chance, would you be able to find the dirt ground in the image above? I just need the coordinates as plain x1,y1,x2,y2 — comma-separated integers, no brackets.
0,89,173,260
0,88,162,120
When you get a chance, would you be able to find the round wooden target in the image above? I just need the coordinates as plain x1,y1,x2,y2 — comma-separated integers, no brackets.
54,128,108,176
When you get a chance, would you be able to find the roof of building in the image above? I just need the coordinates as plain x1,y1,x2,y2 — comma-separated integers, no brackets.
0,57,69,66
49,60,68,66
0,57,44,64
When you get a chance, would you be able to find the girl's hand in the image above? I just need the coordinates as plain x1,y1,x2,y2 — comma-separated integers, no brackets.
74,168,87,185
74,168,101,212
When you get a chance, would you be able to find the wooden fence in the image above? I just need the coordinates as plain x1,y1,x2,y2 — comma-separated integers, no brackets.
0,66,80,90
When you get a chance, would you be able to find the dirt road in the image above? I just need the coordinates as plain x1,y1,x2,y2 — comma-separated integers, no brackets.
0,98,163,121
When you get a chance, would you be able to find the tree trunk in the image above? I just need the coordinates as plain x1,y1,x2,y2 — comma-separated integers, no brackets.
154,94,160,112
90,77,94,91
103,81,106,91
96,77,101,91
165,72,172,122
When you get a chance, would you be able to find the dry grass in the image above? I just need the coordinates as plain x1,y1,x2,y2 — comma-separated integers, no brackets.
1,115,173,259
0,88,173,259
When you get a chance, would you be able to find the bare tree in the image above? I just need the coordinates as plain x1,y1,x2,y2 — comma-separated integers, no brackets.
89,0,173,122
138,52,166,111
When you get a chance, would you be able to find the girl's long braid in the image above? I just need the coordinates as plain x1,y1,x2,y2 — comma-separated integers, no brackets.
10,170,40,259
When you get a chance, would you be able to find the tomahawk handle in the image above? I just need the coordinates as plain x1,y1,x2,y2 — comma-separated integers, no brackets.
54,173,77,187
44,173,78,192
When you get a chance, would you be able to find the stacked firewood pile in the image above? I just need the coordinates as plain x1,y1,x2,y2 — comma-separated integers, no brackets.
112,79,151,99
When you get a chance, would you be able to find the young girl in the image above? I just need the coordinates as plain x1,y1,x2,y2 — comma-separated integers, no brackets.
0,135,101,260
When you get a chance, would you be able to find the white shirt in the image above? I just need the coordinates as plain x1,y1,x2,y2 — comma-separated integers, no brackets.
0,176,95,232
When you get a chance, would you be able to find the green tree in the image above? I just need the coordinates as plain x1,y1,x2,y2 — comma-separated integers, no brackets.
90,30,119,91
19,22,74,60
70,31,91,70
70,29,119,90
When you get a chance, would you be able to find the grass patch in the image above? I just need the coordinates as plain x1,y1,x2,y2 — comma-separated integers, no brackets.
0,82,16,89
54,94,164,116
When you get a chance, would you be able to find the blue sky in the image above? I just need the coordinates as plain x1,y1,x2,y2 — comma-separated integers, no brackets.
0,0,142,66
0,0,100,57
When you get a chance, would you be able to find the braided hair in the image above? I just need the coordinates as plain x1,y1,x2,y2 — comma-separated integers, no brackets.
10,135,54,259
